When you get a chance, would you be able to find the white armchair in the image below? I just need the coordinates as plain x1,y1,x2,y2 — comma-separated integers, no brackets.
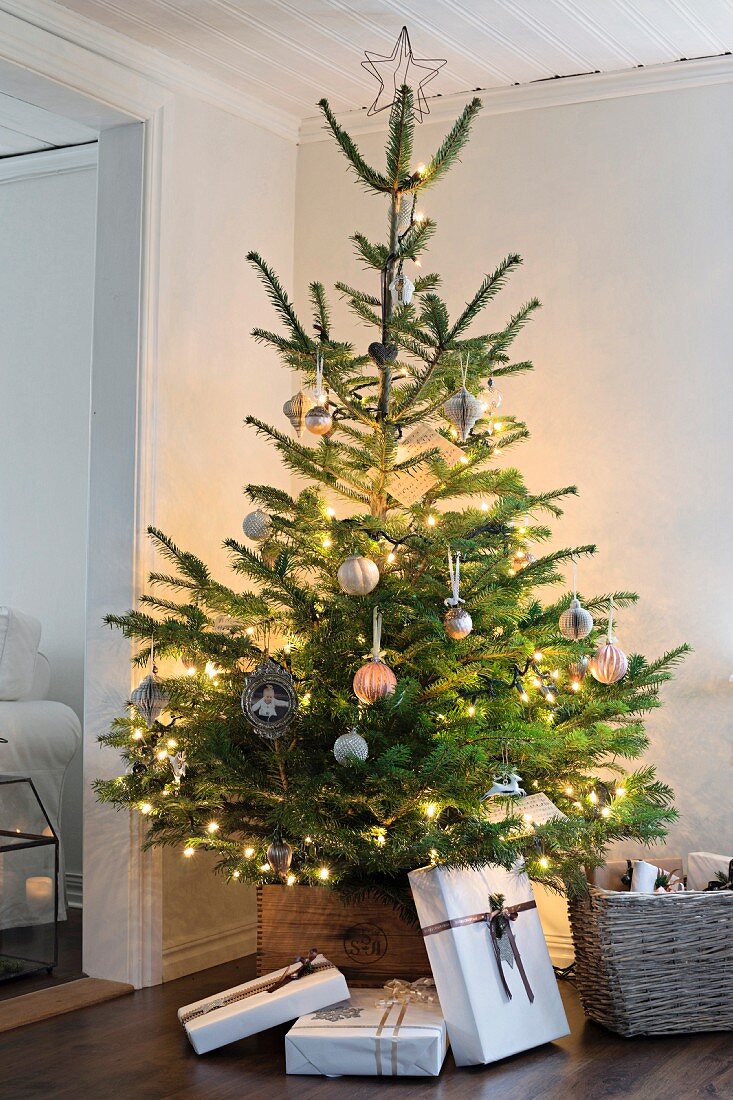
0,608,82,923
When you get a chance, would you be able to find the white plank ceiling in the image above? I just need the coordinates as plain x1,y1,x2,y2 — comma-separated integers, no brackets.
50,0,733,124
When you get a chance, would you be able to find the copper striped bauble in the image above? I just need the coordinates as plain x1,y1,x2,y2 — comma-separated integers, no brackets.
590,642,628,684
283,390,313,437
559,598,594,640
266,839,293,877
353,657,397,704
444,387,483,443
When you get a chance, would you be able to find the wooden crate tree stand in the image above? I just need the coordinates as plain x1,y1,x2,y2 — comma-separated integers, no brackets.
257,886,430,987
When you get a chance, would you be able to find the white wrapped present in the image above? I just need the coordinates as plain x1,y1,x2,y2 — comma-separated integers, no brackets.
409,863,569,1067
285,985,447,1077
178,951,349,1054
688,851,733,891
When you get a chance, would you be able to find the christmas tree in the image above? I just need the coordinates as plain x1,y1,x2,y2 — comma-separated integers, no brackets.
96,84,687,915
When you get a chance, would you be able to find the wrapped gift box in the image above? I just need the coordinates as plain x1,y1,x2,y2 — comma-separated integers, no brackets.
409,863,569,1067
178,953,349,1054
285,987,448,1076
688,851,733,891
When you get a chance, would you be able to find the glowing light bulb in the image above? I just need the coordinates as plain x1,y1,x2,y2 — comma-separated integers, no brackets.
156,749,168,762
326,506,336,518
322,536,332,549
481,501,489,511
573,801,582,810
467,705,476,717
301,692,311,708
565,785,574,796
166,738,178,750
414,210,425,223
132,729,144,741
139,802,152,815
244,847,255,859
429,848,438,862
551,670,560,680
286,873,296,886
522,812,533,824
424,802,438,819
245,626,255,636
539,856,550,870
588,791,598,805
232,869,241,879
375,832,386,846
546,692,555,704
183,846,195,858
387,551,396,564
601,807,611,818
615,787,626,798
206,821,220,834
260,863,271,872
319,867,330,881
205,661,220,679
426,514,437,527
520,691,530,703
571,681,581,693
459,455,469,464
533,651,543,662
494,420,504,431
532,677,541,687
304,836,313,844
415,163,426,176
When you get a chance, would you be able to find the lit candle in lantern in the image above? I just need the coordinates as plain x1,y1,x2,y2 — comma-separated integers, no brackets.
25,876,53,909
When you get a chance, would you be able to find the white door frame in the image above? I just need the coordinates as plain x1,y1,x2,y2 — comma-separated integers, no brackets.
0,6,168,987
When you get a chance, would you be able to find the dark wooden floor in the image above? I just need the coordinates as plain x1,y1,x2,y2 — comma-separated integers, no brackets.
1,950,732,1100
0,908,83,1003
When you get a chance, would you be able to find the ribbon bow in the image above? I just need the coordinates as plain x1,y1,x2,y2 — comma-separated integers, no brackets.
269,948,321,993
444,550,464,609
376,977,436,1007
487,894,535,1003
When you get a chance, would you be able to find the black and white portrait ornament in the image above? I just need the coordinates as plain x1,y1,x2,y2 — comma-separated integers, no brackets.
241,657,298,740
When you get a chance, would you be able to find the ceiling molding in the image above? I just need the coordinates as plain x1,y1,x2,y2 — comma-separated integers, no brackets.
299,52,733,143
0,139,96,183
0,0,301,141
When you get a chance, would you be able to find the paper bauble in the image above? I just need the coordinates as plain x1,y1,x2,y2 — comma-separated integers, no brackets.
559,598,594,640
305,404,333,436
131,673,169,729
283,390,313,437
337,555,380,596
444,607,473,639
266,838,293,877
590,642,628,684
353,657,396,704
333,730,369,764
444,387,483,442
242,508,272,542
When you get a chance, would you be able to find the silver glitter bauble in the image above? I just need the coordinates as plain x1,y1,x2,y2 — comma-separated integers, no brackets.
305,405,333,436
333,730,369,765
131,673,169,729
242,508,272,542
444,607,473,639
559,598,594,640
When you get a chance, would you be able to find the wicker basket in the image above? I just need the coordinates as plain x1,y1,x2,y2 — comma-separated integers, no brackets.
569,887,733,1036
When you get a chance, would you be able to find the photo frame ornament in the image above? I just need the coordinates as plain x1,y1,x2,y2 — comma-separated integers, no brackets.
241,656,298,740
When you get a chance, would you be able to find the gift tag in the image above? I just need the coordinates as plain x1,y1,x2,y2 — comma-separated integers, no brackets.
483,792,567,830
387,425,465,507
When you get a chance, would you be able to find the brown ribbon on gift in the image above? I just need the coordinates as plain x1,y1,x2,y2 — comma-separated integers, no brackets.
421,899,536,1004
374,1001,409,1076
179,950,333,1024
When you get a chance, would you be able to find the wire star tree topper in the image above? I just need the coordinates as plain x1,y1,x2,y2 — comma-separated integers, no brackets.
362,25,446,121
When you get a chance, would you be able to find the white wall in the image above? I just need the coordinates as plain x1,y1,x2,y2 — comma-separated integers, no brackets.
295,82,733,860
0,156,96,880
155,93,296,976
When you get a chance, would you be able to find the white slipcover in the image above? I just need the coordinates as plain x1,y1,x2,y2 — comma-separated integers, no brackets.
0,607,42,700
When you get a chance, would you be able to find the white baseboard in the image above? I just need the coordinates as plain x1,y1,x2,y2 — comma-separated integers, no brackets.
162,919,257,982
544,933,575,969
66,871,83,909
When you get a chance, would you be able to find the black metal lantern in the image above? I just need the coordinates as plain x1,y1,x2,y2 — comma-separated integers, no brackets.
0,775,59,981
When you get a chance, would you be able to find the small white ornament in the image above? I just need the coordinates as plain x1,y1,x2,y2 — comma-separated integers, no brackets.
305,404,332,436
168,751,187,785
337,554,380,596
444,387,483,442
481,771,526,799
333,730,369,764
243,508,272,542
389,271,415,307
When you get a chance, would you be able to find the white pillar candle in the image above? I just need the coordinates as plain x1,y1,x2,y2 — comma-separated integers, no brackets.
25,876,53,909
